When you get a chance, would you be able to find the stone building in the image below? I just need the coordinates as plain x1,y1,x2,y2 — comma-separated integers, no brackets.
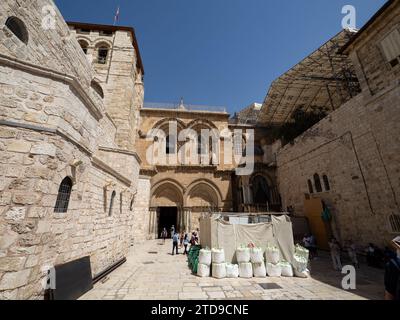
0,0,143,299
132,99,283,240
258,0,400,247
135,102,238,238
229,103,282,213
1,0,398,301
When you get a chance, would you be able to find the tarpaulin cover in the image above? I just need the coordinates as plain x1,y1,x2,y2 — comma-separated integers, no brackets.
200,215,295,264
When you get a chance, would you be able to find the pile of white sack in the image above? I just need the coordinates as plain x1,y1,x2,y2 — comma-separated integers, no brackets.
211,248,226,279
196,243,306,279
197,248,211,277
251,247,266,278
293,245,310,278
265,245,282,277
236,246,252,278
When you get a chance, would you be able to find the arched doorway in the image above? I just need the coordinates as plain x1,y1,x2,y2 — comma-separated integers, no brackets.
251,175,271,205
150,181,184,238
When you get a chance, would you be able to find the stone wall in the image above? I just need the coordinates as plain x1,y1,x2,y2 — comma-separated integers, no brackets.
276,2,400,248
69,24,144,152
131,177,151,243
276,71,400,248
0,0,141,299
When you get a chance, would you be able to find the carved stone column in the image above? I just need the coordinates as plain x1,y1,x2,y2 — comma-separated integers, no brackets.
149,207,158,239
184,207,192,232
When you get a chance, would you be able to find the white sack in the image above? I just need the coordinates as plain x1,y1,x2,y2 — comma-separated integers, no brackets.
212,263,227,279
236,247,250,263
199,249,212,266
250,248,264,263
239,262,253,278
265,248,280,264
252,262,267,278
212,248,225,264
197,263,210,277
280,262,293,277
226,264,239,278
266,262,282,277
293,255,308,273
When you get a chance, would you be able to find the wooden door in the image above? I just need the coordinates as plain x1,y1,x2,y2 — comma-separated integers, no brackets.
304,198,330,250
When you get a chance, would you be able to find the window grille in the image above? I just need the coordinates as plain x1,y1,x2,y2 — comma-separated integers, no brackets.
54,177,73,213
323,175,331,191
307,179,314,194
314,174,322,193
389,214,400,233
108,191,116,216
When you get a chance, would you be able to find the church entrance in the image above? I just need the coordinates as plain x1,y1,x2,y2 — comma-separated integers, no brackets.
158,207,178,238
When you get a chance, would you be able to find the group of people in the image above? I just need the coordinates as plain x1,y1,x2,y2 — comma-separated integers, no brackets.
160,225,199,256
328,238,361,271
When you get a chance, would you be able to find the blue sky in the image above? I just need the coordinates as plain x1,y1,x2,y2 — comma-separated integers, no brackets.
55,0,386,114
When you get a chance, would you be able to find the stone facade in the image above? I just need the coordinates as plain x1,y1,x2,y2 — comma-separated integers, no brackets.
0,0,143,299
275,1,400,247
137,107,234,236
135,105,282,237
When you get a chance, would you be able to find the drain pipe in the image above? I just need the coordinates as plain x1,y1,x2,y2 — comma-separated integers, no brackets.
92,257,126,284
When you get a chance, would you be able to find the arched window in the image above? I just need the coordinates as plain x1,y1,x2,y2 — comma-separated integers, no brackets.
197,134,205,155
166,135,176,154
323,175,331,191
314,174,322,193
78,40,89,54
91,80,104,99
307,179,314,194
5,17,29,44
234,135,246,156
54,177,73,213
97,44,109,64
108,190,116,216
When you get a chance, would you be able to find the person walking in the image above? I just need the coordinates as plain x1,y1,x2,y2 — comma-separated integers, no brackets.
161,228,168,244
179,231,184,248
170,225,175,239
172,232,179,255
183,233,189,255
346,240,359,268
329,238,342,271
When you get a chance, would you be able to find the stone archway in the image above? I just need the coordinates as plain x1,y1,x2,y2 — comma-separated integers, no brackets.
186,182,220,209
150,180,184,238
184,180,222,231
251,174,271,205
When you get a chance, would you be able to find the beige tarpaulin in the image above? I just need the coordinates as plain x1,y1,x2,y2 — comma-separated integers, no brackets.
200,215,295,264
272,215,295,264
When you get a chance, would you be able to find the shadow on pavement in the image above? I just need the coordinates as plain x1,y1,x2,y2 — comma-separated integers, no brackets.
309,251,385,300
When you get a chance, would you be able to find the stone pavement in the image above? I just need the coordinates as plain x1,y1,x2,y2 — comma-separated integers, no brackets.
80,240,385,300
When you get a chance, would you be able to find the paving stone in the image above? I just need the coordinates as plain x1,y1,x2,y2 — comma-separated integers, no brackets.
79,240,383,301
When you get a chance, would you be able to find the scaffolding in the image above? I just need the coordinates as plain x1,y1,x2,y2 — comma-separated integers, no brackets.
256,29,361,126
